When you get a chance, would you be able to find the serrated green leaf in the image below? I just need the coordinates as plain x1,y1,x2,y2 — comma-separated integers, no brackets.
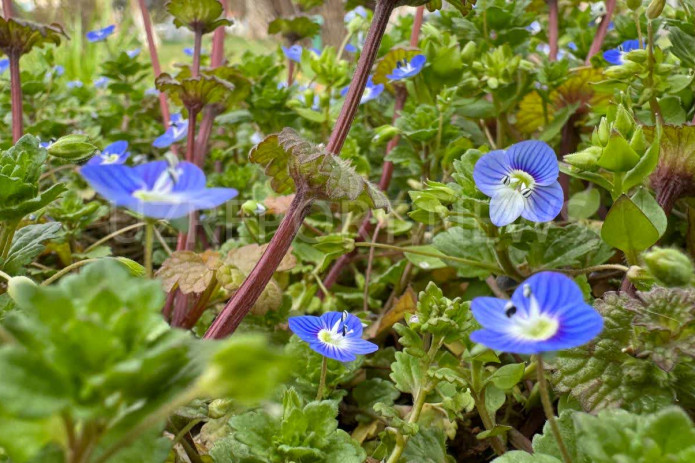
156,72,236,112
0,18,66,56
166,0,233,34
432,226,498,278
2,222,62,274
267,16,320,41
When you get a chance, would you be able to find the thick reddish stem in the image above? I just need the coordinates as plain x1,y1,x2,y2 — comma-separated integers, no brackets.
192,29,202,77
547,0,558,61
410,6,424,46
585,0,616,64
2,0,12,18
8,51,22,143
210,0,227,67
326,0,396,154
287,60,295,86
137,0,171,128
205,191,312,338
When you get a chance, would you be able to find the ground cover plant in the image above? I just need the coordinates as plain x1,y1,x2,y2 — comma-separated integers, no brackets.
1,0,695,461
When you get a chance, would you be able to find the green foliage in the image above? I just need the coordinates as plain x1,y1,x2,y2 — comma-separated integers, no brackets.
1,222,62,275
551,288,695,413
0,17,66,56
0,135,66,222
267,16,321,41
156,72,236,112
601,189,667,254
166,0,233,34
210,388,366,463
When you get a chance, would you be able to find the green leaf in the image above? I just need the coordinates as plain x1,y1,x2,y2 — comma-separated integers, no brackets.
567,189,601,220
597,135,640,172
532,410,586,463
0,18,66,56
0,347,72,418
601,195,661,253
352,378,400,412
390,351,425,395
668,26,695,68
401,427,450,463
409,282,474,343
2,222,62,275
267,16,320,41
492,452,562,462
432,226,498,278
488,363,524,390
630,187,667,237
539,103,580,142
155,72,236,112
166,0,233,34
404,245,447,270
477,425,512,440
622,124,661,192
0,413,62,463
484,384,506,415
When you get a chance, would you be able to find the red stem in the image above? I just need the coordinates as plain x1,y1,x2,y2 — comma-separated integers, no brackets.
192,29,202,77
326,0,396,154
2,0,12,18
210,0,227,67
137,0,171,128
547,0,558,61
204,0,398,339
321,6,424,293
585,0,616,64
9,50,22,143
287,60,295,86
205,190,312,338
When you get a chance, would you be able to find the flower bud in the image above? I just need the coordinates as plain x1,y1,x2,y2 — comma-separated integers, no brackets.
426,0,442,12
47,134,98,162
114,257,146,277
646,0,665,19
624,49,647,63
597,117,611,146
626,0,642,10
614,105,635,139
643,247,694,287
629,126,648,154
241,200,266,215
487,77,499,89
563,147,601,170
208,398,235,418
7,276,37,302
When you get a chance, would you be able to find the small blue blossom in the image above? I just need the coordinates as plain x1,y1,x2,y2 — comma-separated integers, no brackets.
473,140,563,227
183,47,207,56
80,160,238,220
87,140,130,165
86,25,115,42
345,43,358,53
526,21,541,35
93,77,109,88
386,55,426,80
470,272,603,354
145,87,159,96
39,139,54,149
126,48,141,58
52,65,64,76
344,6,368,23
0,59,8,74
340,76,384,105
603,39,642,65
282,45,302,63
288,311,378,362
153,114,188,148
67,80,84,89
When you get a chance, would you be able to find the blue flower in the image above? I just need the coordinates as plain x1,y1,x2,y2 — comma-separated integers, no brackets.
0,59,8,74
526,21,541,35
473,140,563,226
127,48,141,58
603,39,641,65
87,140,130,165
282,45,302,63
345,43,358,53
39,139,54,149
145,87,160,96
470,272,603,354
344,6,368,23
52,65,64,76
67,80,84,89
86,25,115,42
93,76,109,88
288,311,378,362
80,160,238,220
152,114,188,148
386,55,426,80
340,76,384,104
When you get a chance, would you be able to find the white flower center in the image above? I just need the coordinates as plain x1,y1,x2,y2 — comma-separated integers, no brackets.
101,153,121,164
132,168,184,203
317,316,355,347
507,294,559,341
502,170,535,198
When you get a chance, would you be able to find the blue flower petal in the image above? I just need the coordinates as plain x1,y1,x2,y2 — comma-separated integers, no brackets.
0,59,8,74
473,150,511,197
489,189,524,226
282,45,302,63
289,315,324,344
320,311,363,336
602,49,623,65
343,337,378,355
470,329,540,354
506,140,558,186
345,43,358,53
171,162,208,192
86,24,115,42
511,272,585,318
310,341,356,362
471,297,513,330
80,165,143,206
522,181,563,222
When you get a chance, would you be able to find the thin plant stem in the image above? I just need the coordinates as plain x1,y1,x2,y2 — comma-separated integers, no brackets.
646,21,664,125
153,226,173,256
316,357,328,401
585,0,616,63
634,11,643,48
84,222,145,253
192,29,202,77
0,269,11,281
144,221,154,278
205,0,399,339
335,31,353,62
0,220,19,260
42,259,100,286
2,0,12,17
353,241,503,273
471,360,507,456
8,50,23,142
547,0,559,61
536,355,572,463
136,0,171,128
562,264,628,275
363,222,382,312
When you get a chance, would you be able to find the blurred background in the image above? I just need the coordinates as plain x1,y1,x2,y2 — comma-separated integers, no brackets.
7,0,349,78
